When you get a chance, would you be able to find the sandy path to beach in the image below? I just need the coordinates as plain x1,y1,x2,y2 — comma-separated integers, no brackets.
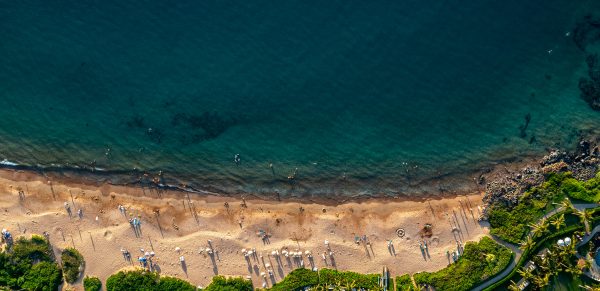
0,169,488,290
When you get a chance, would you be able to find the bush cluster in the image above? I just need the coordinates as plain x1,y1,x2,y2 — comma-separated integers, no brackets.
204,275,253,291
413,237,512,291
83,276,102,291
105,269,253,291
266,268,382,290
0,235,62,290
106,270,196,291
61,248,84,283
395,274,416,290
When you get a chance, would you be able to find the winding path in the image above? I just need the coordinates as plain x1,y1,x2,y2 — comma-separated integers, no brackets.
471,203,598,291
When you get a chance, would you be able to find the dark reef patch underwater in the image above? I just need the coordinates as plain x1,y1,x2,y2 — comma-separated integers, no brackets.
1,0,600,198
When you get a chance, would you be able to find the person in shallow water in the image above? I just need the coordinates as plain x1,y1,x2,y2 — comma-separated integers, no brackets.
234,154,241,165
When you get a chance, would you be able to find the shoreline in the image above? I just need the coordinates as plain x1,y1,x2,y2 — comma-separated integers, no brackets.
0,167,490,289
0,149,544,205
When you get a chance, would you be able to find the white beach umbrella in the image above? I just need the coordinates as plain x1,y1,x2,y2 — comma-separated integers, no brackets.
564,237,572,246
242,248,247,253
271,251,277,256
557,239,565,247
175,247,181,252
265,263,271,268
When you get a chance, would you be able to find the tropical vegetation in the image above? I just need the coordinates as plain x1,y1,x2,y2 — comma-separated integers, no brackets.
264,268,382,291
204,275,253,291
395,274,416,290
412,236,512,291
83,276,102,291
483,171,600,290
61,247,84,283
0,235,62,290
487,172,600,244
105,269,196,291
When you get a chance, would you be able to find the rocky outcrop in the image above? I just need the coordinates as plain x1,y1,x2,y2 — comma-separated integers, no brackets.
481,138,600,219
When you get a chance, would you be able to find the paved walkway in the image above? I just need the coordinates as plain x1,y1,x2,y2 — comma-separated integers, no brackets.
471,203,598,291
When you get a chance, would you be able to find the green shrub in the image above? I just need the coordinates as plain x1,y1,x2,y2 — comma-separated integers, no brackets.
413,237,512,291
12,235,54,264
204,275,253,291
268,268,318,291
83,276,102,291
0,235,61,290
267,268,382,291
156,276,196,290
396,274,415,290
61,248,84,283
489,172,600,243
318,269,380,289
21,261,62,291
105,269,195,291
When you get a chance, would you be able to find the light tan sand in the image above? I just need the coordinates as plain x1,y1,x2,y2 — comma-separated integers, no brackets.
0,169,489,290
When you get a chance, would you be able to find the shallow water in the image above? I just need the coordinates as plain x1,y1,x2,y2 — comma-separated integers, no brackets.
0,0,599,198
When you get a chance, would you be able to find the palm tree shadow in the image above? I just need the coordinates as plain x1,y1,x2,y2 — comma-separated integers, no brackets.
181,260,188,277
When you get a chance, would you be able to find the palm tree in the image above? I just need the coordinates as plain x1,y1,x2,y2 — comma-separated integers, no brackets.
508,280,520,291
533,273,550,289
520,235,534,251
530,217,549,238
575,208,592,234
561,198,573,211
551,214,565,231
565,264,583,277
517,267,533,280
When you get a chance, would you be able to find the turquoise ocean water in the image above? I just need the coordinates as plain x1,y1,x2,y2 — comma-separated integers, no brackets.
0,0,599,198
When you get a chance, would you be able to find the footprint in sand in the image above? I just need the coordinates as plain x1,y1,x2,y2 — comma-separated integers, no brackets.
104,230,113,241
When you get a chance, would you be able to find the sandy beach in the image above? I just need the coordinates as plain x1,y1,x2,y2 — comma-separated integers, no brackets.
0,169,489,289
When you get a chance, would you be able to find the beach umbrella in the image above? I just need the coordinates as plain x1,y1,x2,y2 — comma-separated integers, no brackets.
242,248,247,253
150,251,155,257
175,247,181,252
205,247,211,253
564,237,572,246
246,275,252,280
144,252,150,257
324,240,329,245
260,272,266,277
179,256,185,262
271,251,277,256
265,263,271,268
557,239,565,247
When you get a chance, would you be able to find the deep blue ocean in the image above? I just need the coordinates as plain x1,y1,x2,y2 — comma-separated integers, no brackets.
0,0,599,198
